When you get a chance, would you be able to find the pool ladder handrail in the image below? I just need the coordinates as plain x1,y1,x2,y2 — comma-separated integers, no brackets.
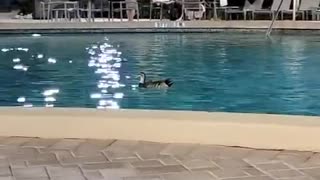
266,0,285,37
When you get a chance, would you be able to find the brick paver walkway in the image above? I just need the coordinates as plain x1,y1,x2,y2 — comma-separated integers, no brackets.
0,137,319,180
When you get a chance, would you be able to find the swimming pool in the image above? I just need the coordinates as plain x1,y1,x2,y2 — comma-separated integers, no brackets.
1,33,320,116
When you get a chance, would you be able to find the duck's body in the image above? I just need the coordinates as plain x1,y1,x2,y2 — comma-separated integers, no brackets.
138,72,173,89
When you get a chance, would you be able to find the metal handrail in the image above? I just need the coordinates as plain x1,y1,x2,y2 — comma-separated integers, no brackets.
266,0,284,37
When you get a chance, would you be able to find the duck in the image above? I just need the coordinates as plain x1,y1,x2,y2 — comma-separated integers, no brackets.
138,72,173,89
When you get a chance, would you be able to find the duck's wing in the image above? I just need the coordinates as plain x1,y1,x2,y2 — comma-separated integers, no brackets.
146,79,173,89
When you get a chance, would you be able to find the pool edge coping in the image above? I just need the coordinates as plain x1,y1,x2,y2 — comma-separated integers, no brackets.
2,20,320,34
0,28,319,34
1,107,319,152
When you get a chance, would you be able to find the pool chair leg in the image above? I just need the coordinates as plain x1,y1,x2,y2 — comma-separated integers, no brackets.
75,8,79,22
48,6,52,22
150,2,153,20
41,5,44,20
136,6,140,21
312,12,315,20
160,3,163,20
120,6,123,21
54,11,58,21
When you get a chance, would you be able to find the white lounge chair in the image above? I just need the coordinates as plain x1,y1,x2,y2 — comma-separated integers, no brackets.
181,0,206,20
252,0,292,20
298,0,320,20
225,0,264,20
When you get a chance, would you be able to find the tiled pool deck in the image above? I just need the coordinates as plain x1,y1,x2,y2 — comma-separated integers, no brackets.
1,136,320,180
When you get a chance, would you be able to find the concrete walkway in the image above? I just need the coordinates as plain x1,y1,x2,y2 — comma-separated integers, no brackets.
0,137,319,180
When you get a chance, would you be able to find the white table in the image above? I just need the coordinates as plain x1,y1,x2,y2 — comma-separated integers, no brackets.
111,1,139,21
42,1,79,21
86,0,109,22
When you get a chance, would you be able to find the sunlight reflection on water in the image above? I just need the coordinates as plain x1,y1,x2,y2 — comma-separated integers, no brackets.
87,39,125,109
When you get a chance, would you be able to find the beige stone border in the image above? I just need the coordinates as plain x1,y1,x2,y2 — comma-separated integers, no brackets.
1,20,320,30
0,107,319,152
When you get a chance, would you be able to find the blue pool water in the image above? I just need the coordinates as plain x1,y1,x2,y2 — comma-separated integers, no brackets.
1,33,320,115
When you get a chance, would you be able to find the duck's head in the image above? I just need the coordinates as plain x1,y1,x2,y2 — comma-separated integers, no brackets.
138,72,146,83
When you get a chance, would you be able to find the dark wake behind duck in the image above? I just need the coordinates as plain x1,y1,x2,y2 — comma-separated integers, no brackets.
138,72,173,89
